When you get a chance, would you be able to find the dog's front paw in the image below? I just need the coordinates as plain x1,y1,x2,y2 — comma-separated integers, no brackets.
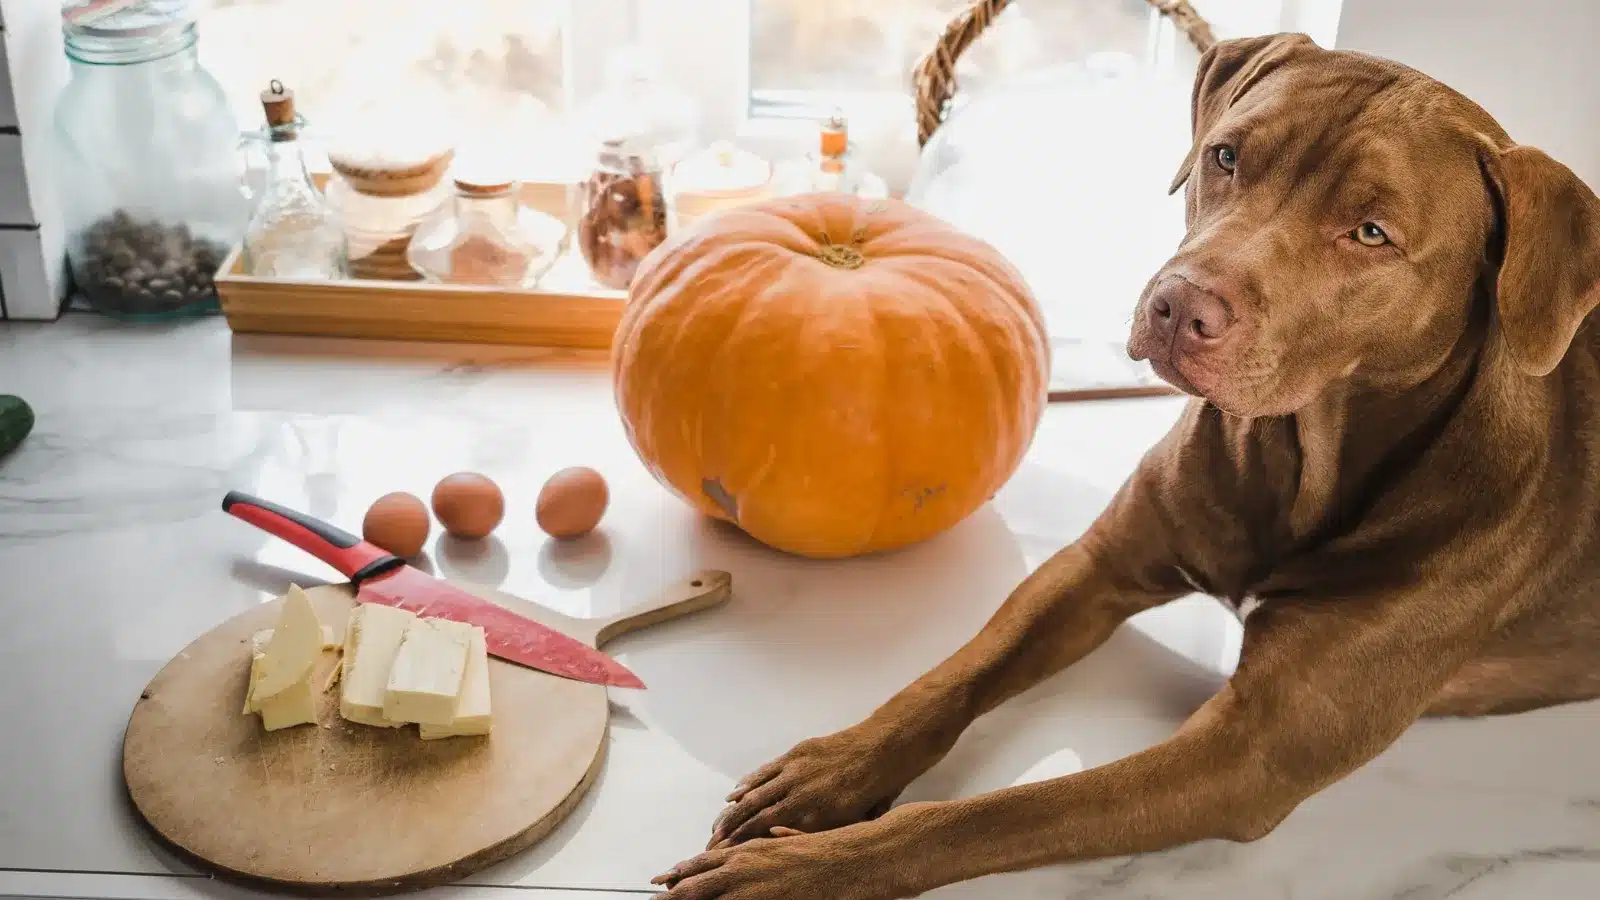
655,826,893,900
706,729,911,849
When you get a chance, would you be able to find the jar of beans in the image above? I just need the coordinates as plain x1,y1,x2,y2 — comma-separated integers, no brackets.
574,47,697,290
55,1,247,320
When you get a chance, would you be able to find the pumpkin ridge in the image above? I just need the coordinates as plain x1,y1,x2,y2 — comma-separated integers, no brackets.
692,248,815,523
770,256,889,554
953,262,1049,484
882,258,1014,502
893,248,1051,383
859,282,896,554
879,233,1046,348
736,215,828,256
629,245,793,499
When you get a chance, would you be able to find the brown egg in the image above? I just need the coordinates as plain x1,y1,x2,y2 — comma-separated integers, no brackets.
362,492,431,558
536,467,609,539
431,472,505,540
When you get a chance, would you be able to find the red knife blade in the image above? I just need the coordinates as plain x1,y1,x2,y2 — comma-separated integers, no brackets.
221,490,646,689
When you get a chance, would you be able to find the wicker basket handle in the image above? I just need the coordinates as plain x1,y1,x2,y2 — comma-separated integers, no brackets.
913,0,1219,147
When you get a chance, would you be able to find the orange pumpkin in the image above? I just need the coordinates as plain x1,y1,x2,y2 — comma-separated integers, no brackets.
611,193,1050,558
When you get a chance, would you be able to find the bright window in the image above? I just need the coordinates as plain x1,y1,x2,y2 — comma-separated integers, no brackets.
195,0,1329,191
199,0,631,177
201,0,570,130
748,0,1156,111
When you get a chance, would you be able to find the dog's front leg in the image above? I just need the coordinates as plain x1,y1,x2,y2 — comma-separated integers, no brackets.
654,590,1493,900
698,516,1185,851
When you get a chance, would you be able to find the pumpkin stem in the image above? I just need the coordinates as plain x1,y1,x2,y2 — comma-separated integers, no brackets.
817,244,866,270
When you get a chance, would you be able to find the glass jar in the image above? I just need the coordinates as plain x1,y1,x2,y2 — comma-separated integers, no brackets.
323,107,455,281
55,0,248,320
573,46,697,289
577,136,672,290
406,174,569,287
672,141,772,230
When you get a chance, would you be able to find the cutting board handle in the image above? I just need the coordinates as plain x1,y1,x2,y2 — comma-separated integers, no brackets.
590,570,733,648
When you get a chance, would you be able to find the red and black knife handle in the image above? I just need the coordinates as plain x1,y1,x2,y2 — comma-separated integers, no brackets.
222,491,405,585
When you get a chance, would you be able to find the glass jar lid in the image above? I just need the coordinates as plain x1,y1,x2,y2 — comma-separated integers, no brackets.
62,0,196,63
454,176,516,196
674,141,771,198
63,0,192,38
450,144,518,196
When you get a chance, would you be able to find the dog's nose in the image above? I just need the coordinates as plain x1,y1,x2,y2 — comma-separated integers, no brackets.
1147,278,1234,342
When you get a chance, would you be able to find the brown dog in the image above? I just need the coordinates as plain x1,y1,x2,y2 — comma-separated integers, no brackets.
653,33,1600,899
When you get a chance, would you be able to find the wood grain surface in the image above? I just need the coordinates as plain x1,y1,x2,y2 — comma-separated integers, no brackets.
122,571,732,894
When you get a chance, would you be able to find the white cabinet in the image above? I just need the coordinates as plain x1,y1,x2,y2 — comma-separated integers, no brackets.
0,0,68,321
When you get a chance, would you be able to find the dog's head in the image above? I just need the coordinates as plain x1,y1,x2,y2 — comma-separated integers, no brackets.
1127,33,1600,416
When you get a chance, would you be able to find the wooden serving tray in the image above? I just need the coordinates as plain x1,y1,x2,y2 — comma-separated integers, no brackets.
216,181,627,350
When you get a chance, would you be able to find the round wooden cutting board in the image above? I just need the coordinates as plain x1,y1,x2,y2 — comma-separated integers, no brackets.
122,570,731,893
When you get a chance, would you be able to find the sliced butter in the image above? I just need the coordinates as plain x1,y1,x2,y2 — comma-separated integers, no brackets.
340,603,416,727
383,617,473,727
250,625,337,652
419,625,492,740
245,629,317,730
244,625,337,714
244,585,323,717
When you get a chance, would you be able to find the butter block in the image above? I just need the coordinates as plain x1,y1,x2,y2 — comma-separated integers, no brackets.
245,630,317,730
419,625,492,740
340,603,416,727
244,585,323,715
383,617,473,727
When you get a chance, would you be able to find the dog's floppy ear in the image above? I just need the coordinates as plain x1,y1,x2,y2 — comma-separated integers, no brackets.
1480,144,1600,376
1168,33,1316,195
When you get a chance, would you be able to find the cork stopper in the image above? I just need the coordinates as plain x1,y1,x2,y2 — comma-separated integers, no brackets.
260,80,297,138
819,111,848,158
451,145,517,196
453,176,516,197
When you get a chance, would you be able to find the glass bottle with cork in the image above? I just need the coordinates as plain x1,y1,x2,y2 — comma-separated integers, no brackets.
773,110,889,198
240,80,349,280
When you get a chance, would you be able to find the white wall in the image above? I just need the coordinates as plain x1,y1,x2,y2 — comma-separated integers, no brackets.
1334,0,1600,189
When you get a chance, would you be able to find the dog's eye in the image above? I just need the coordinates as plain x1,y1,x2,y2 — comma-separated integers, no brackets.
1214,146,1237,173
1353,222,1390,247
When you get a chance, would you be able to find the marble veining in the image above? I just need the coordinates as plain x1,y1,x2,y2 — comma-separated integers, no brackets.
0,315,1596,899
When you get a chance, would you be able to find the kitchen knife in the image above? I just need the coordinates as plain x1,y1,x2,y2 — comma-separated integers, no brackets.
222,490,647,689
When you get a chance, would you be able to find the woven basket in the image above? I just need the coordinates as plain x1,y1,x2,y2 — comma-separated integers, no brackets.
912,0,1218,147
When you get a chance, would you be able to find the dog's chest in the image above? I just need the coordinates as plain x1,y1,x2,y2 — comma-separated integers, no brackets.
1178,565,1265,623
1220,594,1264,623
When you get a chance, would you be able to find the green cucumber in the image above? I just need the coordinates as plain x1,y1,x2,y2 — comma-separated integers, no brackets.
0,395,34,457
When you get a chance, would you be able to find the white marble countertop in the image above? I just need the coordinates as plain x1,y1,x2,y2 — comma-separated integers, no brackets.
1,315,1597,900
